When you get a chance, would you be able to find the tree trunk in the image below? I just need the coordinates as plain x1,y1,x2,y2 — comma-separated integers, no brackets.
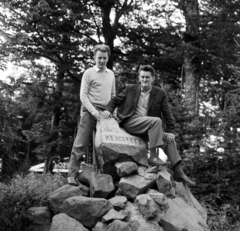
178,0,201,155
180,0,200,116
44,67,64,173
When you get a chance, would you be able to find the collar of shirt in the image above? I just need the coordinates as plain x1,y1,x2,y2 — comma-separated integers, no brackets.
141,87,152,94
94,66,109,73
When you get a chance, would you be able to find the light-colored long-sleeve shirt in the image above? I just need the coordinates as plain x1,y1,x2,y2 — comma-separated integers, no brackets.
80,66,116,115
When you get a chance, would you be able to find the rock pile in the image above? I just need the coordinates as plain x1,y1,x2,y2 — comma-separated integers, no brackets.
28,118,210,231
28,162,209,231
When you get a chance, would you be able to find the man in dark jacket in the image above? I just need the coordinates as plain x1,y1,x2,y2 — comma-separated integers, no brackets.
102,64,196,186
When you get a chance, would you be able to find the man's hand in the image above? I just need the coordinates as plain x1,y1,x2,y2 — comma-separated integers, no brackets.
92,110,101,120
101,110,112,119
164,132,175,143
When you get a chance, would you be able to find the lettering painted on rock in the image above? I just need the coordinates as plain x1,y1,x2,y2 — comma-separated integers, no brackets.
103,134,143,146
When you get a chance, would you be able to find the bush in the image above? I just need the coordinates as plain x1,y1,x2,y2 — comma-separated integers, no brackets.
0,172,66,231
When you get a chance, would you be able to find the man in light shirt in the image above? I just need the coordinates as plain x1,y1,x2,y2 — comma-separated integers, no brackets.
68,44,115,186
102,65,196,187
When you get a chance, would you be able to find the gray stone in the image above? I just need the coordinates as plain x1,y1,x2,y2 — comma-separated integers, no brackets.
104,220,132,231
28,207,52,224
124,202,162,231
90,172,115,198
175,182,207,221
134,194,159,220
102,208,128,222
108,196,127,211
118,174,156,200
115,161,138,177
78,163,95,186
78,182,90,196
147,190,169,213
145,166,159,174
95,118,148,178
92,222,107,231
48,184,83,214
144,172,157,181
137,166,146,176
162,197,210,231
28,207,52,231
62,196,112,228
138,223,163,231
156,169,175,198
50,213,88,231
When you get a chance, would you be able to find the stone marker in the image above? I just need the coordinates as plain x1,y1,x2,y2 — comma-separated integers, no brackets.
90,172,115,198
95,118,148,178
50,213,88,231
62,196,112,228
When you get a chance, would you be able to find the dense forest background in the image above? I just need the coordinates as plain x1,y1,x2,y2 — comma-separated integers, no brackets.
0,0,240,229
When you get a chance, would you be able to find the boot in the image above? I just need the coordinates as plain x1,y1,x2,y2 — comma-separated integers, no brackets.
148,147,168,166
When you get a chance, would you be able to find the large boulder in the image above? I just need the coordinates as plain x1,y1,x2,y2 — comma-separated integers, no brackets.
156,168,176,198
115,161,138,177
124,201,163,231
78,163,95,186
175,182,207,221
61,196,112,228
50,213,88,231
48,184,83,214
134,194,159,220
95,118,148,178
117,174,156,200
162,197,209,231
103,220,132,231
89,172,115,198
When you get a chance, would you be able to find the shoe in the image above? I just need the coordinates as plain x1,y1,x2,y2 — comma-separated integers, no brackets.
67,177,79,186
173,172,196,187
148,157,168,166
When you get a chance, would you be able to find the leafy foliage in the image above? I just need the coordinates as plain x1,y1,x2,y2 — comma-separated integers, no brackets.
0,173,66,231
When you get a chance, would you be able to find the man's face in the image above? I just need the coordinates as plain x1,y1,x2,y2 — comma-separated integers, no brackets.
139,70,155,90
94,50,109,70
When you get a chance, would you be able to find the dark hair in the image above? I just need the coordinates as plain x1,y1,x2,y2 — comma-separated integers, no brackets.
138,64,155,76
93,44,111,56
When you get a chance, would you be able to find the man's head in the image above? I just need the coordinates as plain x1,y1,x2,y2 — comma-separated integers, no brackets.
93,44,111,70
138,65,155,91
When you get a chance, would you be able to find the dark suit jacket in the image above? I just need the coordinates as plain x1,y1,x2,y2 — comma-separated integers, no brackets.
107,84,175,134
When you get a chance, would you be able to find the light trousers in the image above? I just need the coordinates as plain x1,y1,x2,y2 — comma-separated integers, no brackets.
68,110,96,178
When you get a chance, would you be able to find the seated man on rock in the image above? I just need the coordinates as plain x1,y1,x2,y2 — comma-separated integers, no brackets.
101,64,196,187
